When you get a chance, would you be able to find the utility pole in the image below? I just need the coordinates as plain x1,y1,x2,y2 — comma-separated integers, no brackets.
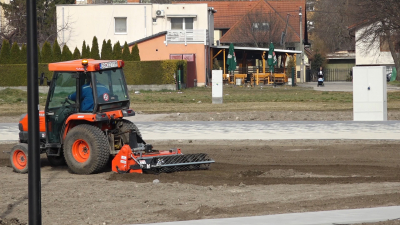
299,6,304,83
27,0,42,223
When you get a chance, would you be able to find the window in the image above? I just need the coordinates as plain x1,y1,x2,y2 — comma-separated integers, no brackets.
252,22,269,32
48,72,76,109
171,17,194,30
115,17,127,34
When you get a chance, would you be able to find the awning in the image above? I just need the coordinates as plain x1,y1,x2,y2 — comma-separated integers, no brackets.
166,14,197,18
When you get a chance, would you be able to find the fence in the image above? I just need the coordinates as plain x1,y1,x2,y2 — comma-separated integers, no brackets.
306,68,352,82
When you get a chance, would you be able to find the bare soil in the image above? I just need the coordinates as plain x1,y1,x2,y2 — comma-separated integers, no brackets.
1,139,400,225
2,111,400,225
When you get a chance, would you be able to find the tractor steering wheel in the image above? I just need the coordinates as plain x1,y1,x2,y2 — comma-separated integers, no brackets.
62,98,72,106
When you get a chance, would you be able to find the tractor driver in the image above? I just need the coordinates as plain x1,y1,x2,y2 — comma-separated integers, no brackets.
67,75,94,112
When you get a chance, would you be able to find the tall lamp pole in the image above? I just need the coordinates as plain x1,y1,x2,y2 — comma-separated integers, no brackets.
299,6,304,83
27,0,42,223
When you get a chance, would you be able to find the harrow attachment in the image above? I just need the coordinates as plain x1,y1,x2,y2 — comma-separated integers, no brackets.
112,144,215,174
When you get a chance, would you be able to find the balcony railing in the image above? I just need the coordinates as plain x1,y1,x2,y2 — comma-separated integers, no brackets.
92,0,127,4
166,29,209,45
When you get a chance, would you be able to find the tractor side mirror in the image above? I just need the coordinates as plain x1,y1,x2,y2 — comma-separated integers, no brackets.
39,72,51,86
39,72,45,85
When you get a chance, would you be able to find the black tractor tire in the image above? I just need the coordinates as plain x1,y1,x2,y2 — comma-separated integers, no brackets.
119,119,143,144
63,124,110,174
10,143,29,173
47,153,66,167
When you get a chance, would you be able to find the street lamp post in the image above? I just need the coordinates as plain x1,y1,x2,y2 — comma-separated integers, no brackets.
299,6,304,83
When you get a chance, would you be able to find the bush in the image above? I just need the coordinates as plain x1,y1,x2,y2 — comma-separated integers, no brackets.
0,63,52,86
10,42,21,64
131,43,140,61
41,41,53,63
53,39,62,62
122,42,131,61
101,39,112,60
0,40,11,64
124,60,186,85
61,45,73,61
113,41,122,60
73,47,81,59
21,44,27,64
286,56,295,77
90,36,100,60
81,40,89,58
0,60,187,86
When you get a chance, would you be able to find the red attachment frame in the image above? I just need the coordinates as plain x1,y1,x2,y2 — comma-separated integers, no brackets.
111,145,184,174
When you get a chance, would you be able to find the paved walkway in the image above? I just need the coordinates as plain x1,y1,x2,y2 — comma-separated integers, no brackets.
2,120,400,142
134,206,400,225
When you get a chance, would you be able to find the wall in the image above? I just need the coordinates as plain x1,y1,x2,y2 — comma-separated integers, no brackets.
57,3,209,51
151,3,209,34
326,59,355,70
355,24,395,66
132,35,206,86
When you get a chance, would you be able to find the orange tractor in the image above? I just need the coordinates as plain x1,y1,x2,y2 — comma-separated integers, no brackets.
11,59,214,174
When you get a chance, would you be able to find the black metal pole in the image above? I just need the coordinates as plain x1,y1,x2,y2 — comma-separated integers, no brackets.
27,0,42,223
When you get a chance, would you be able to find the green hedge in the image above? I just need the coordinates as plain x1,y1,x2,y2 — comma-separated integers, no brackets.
124,60,187,85
0,64,52,86
0,60,187,86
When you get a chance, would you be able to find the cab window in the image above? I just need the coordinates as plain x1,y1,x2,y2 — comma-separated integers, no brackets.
48,72,76,109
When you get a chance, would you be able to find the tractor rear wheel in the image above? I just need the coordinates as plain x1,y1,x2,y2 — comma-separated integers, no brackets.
10,143,29,173
119,119,143,144
64,124,109,174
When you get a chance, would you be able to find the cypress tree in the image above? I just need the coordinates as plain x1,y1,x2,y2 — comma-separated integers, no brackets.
81,40,88,58
0,39,11,64
10,42,21,64
41,41,53,63
112,41,122,60
90,36,100,60
73,47,81,59
53,39,62,62
86,44,91,58
121,41,131,61
100,39,107,59
104,39,113,59
131,43,140,61
61,45,73,61
21,44,27,64
37,44,41,63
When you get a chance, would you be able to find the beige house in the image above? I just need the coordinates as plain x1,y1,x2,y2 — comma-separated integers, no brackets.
56,3,213,51
0,0,10,32
355,23,396,67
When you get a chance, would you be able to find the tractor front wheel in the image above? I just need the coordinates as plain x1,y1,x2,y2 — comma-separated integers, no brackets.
64,124,109,174
10,143,29,173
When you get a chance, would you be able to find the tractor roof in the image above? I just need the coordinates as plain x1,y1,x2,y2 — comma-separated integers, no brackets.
48,59,124,72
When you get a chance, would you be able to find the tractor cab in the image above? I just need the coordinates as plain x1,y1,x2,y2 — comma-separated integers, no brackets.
45,59,131,144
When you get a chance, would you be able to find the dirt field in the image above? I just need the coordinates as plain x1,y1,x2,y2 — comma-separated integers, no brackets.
1,138,400,225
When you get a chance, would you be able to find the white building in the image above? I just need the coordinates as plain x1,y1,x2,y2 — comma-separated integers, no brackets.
56,3,213,50
355,23,395,67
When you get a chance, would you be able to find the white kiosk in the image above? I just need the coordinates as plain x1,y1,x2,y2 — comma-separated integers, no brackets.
353,66,387,121
212,70,223,104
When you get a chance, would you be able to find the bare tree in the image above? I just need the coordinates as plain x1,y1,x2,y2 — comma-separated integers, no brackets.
0,0,75,45
349,0,400,80
226,6,288,48
312,0,354,53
